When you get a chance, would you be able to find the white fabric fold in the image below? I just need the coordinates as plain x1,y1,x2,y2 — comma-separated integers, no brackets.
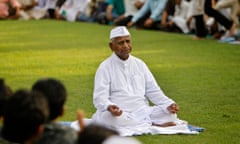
70,118,199,136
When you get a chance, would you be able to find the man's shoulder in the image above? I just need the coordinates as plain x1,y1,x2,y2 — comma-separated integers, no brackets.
131,55,146,63
98,55,113,66
98,55,146,67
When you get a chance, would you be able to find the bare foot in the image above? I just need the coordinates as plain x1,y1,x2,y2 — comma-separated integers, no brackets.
192,36,205,40
229,23,236,37
152,122,176,127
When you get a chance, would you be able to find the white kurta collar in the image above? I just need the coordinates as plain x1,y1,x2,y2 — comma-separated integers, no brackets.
112,53,132,67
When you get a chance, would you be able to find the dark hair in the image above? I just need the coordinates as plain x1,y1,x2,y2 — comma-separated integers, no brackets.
2,89,49,143
78,124,119,144
32,78,67,121
0,79,12,117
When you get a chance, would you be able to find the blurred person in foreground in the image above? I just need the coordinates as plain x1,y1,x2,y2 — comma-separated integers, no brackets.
103,136,142,144
77,123,119,144
76,110,142,144
0,89,49,144
0,79,12,121
32,78,78,144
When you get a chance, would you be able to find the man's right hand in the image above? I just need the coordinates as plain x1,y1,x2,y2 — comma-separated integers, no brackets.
107,105,123,116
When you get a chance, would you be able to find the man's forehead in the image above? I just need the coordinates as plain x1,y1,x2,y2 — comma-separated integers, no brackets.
112,35,131,42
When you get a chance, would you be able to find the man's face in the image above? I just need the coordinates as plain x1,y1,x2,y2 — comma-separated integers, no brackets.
109,36,132,60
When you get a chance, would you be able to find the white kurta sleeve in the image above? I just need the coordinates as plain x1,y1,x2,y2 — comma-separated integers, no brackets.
93,65,116,112
143,62,175,113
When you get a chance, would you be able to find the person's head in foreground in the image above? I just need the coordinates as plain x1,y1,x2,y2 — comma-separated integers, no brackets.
103,135,142,144
0,79,12,119
1,89,49,144
77,124,119,144
109,26,132,61
32,78,67,121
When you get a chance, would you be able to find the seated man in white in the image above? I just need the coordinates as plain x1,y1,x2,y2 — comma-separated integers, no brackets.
90,26,193,136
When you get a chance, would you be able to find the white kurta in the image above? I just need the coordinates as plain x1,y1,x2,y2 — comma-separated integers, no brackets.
187,0,205,17
59,0,88,21
124,0,146,16
91,53,187,135
172,0,190,33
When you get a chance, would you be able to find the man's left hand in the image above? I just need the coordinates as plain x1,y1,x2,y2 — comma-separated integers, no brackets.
167,103,179,114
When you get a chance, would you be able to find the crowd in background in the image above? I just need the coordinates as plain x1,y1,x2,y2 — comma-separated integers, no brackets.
0,0,240,42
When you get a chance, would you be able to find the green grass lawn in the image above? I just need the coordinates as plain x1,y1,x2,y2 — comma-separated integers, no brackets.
0,20,240,144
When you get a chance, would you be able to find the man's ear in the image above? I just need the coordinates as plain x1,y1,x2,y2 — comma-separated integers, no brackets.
28,124,45,143
109,42,114,51
60,106,65,116
34,124,45,141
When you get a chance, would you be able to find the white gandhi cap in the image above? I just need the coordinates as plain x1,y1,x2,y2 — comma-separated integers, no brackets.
110,26,130,40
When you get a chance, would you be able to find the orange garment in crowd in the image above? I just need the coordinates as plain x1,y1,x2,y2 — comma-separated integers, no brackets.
0,0,21,18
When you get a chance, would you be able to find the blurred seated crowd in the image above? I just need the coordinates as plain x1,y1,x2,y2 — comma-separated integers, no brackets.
0,0,240,42
0,78,143,144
